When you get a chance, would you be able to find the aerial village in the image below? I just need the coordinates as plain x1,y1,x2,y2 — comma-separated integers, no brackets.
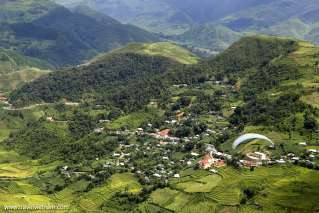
1,85,318,184
78,106,319,183
2,85,318,184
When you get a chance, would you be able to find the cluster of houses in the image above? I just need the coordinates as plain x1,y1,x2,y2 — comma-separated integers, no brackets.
198,152,226,169
239,152,270,167
97,125,229,181
109,141,187,182
197,143,318,170
146,129,180,143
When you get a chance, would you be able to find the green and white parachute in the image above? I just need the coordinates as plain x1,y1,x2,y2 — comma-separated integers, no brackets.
232,133,274,149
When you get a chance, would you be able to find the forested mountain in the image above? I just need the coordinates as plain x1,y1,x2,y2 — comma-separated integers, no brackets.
54,0,272,35
163,0,274,23
8,42,201,109
54,0,319,54
0,0,158,67
175,0,319,54
9,42,192,108
54,0,194,35
9,36,300,111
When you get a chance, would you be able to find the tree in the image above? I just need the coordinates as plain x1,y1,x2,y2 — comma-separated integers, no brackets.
108,108,122,120
304,111,318,131
69,111,96,139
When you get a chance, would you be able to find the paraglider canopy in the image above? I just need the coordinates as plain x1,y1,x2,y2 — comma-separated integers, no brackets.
232,133,274,149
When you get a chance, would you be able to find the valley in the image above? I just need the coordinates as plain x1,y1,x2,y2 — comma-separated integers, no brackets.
0,1,319,212
0,35,319,212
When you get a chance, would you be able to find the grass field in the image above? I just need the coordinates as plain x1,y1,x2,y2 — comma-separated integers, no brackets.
106,109,164,130
301,92,319,108
111,42,200,64
0,68,50,92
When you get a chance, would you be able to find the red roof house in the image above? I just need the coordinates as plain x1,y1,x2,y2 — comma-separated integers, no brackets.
158,129,171,137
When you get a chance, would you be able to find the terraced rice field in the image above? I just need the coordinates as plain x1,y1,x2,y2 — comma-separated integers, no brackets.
206,186,241,206
148,166,319,212
175,174,222,193
301,92,319,108
0,162,34,179
78,173,142,212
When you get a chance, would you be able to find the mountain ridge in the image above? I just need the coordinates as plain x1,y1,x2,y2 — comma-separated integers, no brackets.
0,0,158,67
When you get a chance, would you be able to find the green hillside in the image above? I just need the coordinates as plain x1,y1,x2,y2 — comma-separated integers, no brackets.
175,24,242,54
0,48,52,92
0,0,158,67
0,68,50,92
9,51,179,109
0,49,52,75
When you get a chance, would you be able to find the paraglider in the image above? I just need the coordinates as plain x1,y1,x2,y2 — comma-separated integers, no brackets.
232,133,274,149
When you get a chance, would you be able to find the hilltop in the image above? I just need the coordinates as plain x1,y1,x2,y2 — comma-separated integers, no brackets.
100,42,199,65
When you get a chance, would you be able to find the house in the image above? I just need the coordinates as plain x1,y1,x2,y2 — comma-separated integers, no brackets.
46,117,55,122
176,112,185,121
173,174,180,178
299,142,307,146
113,152,121,157
243,161,258,168
158,129,170,137
0,96,7,101
191,152,200,157
291,157,300,161
246,152,269,161
153,173,162,178
309,154,316,159
308,149,318,154
276,159,286,164
159,141,168,146
209,169,218,174
94,127,104,133
206,144,217,154
198,153,215,169
244,152,269,167
214,159,226,168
